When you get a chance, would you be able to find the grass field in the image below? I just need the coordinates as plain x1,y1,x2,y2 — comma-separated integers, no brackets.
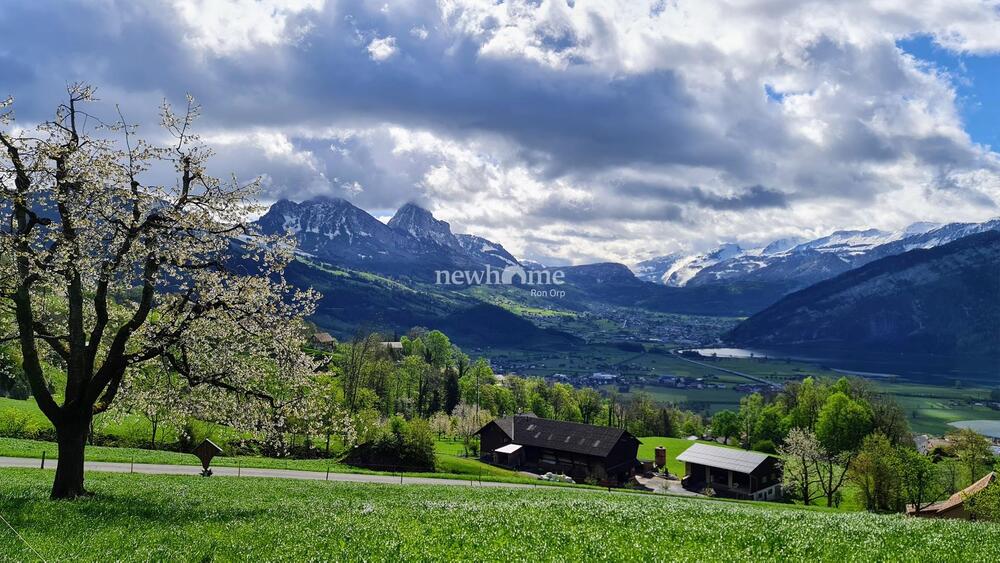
635,436,741,477
0,396,237,448
1,469,997,561
602,384,744,413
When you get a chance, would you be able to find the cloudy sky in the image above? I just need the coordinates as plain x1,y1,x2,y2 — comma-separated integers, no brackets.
2,0,999,265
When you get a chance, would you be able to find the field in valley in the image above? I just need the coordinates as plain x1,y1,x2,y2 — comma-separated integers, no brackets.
1,469,997,561
481,345,1000,435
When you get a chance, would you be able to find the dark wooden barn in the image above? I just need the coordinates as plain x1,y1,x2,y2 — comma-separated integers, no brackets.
676,443,782,501
476,414,640,484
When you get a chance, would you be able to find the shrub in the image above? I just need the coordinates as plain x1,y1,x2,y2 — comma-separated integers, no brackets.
344,417,436,472
966,481,1000,522
0,408,31,437
751,439,777,454
0,348,30,400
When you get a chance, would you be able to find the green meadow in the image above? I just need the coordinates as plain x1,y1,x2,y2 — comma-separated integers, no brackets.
1,469,997,561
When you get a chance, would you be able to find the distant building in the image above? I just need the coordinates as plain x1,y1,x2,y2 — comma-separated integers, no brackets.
907,472,996,519
312,332,337,350
383,341,404,360
913,434,953,455
476,414,640,485
677,443,782,501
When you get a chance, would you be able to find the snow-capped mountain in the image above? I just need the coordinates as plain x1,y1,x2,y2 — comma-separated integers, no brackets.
862,219,1000,263
786,228,901,256
761,237,805,256
257,197,413,260
455,233,520,268
387,203,519,268
634,219,1000,290
388,202,461,249
729,230,1000,361
520,259,548,271
633,253,682,283
661,243,743,286
257,198,520,275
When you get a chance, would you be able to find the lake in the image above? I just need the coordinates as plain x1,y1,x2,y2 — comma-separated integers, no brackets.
681,347,763,359
684,346,998,384
948,420,1000,439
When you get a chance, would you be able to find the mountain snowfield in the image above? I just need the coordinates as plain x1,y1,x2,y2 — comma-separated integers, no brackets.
634,219,1000,289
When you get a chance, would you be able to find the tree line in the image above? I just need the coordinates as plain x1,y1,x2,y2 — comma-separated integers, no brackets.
708,376,998,514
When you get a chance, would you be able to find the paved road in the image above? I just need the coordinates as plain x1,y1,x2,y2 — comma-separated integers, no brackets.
671,351,782,388
0,456,566,490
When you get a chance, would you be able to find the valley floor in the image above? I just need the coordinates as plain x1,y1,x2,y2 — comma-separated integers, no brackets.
1,469,997,561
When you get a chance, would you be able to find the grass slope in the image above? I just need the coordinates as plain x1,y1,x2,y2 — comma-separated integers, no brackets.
2,469,997,561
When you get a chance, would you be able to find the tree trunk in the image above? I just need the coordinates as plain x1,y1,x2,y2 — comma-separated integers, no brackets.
52,420,90,499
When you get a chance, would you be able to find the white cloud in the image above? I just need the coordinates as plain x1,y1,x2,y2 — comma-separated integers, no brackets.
410,26,429,40
170,0,324,55
4,0,999,264
367,36,398,61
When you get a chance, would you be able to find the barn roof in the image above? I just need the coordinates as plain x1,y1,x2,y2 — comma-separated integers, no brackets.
676,443,772,474
313,332,335,344
908,472,996,516
480,415,636,458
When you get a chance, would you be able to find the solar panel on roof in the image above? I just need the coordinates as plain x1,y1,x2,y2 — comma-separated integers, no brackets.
675,443,771,474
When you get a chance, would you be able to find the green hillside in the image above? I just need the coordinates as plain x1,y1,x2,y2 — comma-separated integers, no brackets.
2,469,997,561
730,231,1000,362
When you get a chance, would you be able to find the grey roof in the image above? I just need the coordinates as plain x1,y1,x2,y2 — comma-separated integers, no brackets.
675,443,772,474
313,332,335,343
481,415,636,458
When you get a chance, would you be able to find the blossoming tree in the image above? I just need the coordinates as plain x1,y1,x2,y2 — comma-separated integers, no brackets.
0,85,320,498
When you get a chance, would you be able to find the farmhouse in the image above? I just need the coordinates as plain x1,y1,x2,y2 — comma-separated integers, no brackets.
907,472,996,519
312,332,337,350
913,434,953,455
477,414,640,484
677,443,782,501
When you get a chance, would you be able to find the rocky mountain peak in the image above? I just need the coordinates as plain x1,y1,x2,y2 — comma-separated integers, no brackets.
388,203,458,247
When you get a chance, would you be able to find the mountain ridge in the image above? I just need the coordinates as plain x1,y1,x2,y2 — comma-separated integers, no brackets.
257,198,520,276
727,230,1000,360
635,219,1000,293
